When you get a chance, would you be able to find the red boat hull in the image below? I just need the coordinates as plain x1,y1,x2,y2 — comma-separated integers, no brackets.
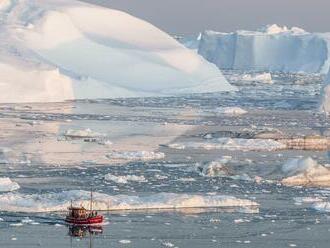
65,215,103,225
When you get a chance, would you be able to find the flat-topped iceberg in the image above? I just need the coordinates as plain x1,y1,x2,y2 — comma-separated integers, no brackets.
0,190,259,212
0,0,234,103
197,24,330,73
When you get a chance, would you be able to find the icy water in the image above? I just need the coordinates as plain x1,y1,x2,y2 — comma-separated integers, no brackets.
0,72,330,247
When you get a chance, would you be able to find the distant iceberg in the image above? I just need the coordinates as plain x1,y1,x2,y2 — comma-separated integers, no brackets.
0,0,234,103
196,24,330,73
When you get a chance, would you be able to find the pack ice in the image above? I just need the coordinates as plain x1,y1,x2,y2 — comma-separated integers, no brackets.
0,0,234,103
197,24,330,73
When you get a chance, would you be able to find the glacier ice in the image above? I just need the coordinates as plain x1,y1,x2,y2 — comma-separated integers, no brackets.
197,25,330,73
0,0,234,103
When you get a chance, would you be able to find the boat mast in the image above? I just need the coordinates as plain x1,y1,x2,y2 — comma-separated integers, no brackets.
90,188,93,212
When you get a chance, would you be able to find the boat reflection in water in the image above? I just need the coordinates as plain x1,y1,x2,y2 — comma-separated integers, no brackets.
68,225,103,238
68,225,103,248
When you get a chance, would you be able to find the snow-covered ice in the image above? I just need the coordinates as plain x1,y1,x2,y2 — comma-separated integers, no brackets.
0,178,20,192
198,25,330,73
0,190,259,212
281,157,330,187
0,0,234,103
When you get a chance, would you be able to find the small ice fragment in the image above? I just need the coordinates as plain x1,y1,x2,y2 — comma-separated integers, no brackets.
119,240,131,244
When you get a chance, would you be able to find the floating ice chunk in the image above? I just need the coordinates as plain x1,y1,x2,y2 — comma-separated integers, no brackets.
281,157,330,187
0,178,20,192
196,161,253,181
106,151,165,161
196,161,231,177
168,138,286,151
162,241,175,247
241,73,273,84
0,190,258,213
119,240,131,244
105,174,147,184
64,128,105,139
312,202,330,213
293,197,325,205
215,107,247,115
98,140,113,146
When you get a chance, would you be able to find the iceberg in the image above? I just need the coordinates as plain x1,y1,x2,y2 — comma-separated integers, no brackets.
0,0,234,103
197,24,330,73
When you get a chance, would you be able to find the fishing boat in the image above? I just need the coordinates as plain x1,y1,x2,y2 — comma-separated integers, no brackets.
65,190,104,225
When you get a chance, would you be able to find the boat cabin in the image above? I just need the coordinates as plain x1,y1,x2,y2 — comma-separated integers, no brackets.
67,206,99,219
68,207,88,219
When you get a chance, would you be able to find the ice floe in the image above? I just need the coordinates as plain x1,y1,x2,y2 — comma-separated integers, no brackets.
214,107,247,115
0,178,20,192
312,202,330,213
0,190,259,212
105,174,147,184
243,73,273,83
168,138,286,151
106,151,165,161
196,161,232,177
196,161,254,181
281,157,330,187
64,128,105,139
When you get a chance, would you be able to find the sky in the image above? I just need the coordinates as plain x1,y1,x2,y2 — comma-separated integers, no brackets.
82,0,329,35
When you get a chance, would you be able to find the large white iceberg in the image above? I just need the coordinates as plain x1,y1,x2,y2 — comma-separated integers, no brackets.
0,0,234,103
197,24,330,73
